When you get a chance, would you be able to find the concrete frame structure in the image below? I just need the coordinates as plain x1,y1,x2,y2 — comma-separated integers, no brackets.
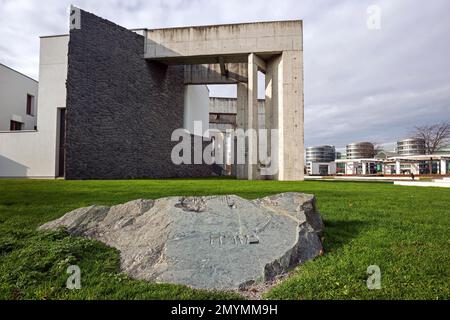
0,9,304,181
209,97,265,175
143,20,304,181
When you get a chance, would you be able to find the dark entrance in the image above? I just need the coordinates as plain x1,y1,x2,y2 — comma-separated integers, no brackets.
319,165,329,176
58,108,66,177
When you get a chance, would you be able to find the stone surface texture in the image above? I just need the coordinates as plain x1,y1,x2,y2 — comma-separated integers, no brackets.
39,193,323,290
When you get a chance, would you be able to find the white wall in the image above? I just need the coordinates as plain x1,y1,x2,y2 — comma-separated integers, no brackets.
308,162,337,175
0,35,69,177
0,64,38,131
184,85,210,136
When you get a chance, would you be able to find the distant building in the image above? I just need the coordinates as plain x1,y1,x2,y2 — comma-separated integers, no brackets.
397,138,426,156
375,150,398,159
306,145,335,162
0,63,38,131
436,146,450,155
305,145,336,176
346,142,375,159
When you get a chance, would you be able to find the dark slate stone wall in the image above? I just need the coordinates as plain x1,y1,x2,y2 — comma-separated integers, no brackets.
65,10,220,179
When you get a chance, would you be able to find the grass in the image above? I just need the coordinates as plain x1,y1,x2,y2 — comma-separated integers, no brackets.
0,178,448,300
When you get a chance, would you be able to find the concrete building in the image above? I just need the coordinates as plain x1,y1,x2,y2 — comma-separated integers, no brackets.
209,97,265,175
0,36,67,178
209,97,266,132
0,8,304,180
0,63,38,131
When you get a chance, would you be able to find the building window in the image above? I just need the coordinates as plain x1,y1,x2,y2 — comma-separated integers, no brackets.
26,94,34,116
10,120,23,131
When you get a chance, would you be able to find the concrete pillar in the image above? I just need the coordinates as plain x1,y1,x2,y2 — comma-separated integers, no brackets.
247,53,259,180
440,159,447,175
264,56,279,180
395,160,401,175
345,162,353,175
235,82,248,179
362,162,367,175
411,162,420,175
265,51,303,181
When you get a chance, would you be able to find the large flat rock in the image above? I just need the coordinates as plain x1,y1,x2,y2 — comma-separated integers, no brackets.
39,193,324,290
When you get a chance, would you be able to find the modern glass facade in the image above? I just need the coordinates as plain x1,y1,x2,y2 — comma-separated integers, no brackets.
305,145,336,162
345,142,375,159
397,138,426,156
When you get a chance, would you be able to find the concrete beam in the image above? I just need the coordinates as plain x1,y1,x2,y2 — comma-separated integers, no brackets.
184,63,247,84
252,53,267,72
144,20,302,62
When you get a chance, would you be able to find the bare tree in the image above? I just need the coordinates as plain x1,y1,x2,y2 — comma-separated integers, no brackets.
411,122,450,174
371,141,384,154
411,122,450,154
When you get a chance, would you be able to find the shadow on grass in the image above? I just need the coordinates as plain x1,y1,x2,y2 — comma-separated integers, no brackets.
322,219,368,252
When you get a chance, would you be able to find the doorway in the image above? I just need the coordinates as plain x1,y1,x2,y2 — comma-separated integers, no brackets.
57,108,66,177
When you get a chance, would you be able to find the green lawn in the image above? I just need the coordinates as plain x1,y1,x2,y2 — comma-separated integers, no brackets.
0,178,448,300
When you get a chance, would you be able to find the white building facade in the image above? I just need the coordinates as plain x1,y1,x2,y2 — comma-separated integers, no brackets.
0,36,69,178
0,63,38,131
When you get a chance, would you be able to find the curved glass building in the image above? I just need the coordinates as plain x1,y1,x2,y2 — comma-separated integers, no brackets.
397,138,426,156
345,142,375,159
306,145,336,162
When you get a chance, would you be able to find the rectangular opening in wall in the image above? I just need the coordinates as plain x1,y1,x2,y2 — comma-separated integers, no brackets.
26,94,35,116
57,108,66,178
207,84,238,176
257,71,266,129
10,120,23,131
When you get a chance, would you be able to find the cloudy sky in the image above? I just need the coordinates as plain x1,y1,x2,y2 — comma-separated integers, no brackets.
1,0,449,149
